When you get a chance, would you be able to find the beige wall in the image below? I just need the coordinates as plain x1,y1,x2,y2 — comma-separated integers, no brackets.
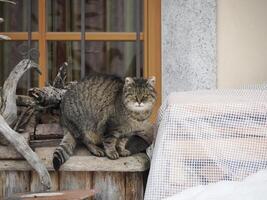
217,0,267,88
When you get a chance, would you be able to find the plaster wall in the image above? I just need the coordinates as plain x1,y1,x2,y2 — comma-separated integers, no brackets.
162,0,217,99
217,0,267,88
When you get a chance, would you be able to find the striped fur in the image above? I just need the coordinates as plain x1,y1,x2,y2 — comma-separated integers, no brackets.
53,75,156,170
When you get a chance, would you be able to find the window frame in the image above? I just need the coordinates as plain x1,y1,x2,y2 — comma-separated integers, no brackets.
0,0,161,121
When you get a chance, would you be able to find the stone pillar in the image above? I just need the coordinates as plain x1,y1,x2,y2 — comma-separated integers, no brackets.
162,0,217,99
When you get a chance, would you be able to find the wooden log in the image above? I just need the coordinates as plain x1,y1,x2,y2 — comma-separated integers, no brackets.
0,171,30,198
59,172,92,190
125,172,144,200
93,172,125,200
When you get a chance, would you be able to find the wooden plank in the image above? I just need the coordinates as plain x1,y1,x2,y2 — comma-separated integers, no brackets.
38,0,47,88
59,172,92,190
36,147,150,172
45,32,144,41
147,0,162,122
93,172,125,200
0,145,150,172
61,154,150,172
33,123,63,140
0,171,30,198
10,190,94,200
29,139,61,148
0,32,40,40
0,155,150,172
30,171,59,193
0,133,29,160
125,172,144,200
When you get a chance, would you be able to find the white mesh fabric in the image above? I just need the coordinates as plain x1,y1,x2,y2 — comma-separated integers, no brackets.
145,89,267,200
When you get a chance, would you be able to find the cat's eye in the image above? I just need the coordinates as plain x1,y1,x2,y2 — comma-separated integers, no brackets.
141,96,147,102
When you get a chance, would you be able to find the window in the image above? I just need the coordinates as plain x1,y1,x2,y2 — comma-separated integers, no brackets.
0,0,161,120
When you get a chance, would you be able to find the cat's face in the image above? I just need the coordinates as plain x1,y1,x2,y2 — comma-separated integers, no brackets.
123,77,156,112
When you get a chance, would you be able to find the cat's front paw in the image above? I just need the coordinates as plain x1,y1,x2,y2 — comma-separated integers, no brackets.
90,146,105,157
118,149,131,157
105,150,120,160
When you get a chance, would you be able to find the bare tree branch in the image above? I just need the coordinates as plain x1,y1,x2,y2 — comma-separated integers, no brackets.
0,59,51,190
0,35,11,40
0,0,16,5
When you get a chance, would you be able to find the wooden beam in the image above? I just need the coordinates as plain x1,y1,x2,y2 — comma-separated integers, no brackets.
0,32,40,40
38,0,47,88
147,0,162,122
45,32,144,41
0,150,150,172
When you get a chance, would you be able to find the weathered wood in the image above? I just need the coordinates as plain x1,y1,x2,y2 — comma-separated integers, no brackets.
61,154,150,172
30,171,59,192
52,62,68,89
0,59,51,189
1,59,40,125
29,87,66,107
0,115,51,189
94,172,125,200
30,139,61,148
16,95,35,107
125,172,144,200
59,172,92,190
0,0,16,5
0,133,29,160
32,123,63,140
0,155,150,172
36,147,150,172
0,171,30,198
9,189,95,200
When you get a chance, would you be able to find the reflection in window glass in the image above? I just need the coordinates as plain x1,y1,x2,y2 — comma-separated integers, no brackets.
47,0,143,32
47,41,143,82
0,0,38,32
0,41,39,94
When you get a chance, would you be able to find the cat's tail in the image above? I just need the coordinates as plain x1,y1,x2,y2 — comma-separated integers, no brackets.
53,130,77,170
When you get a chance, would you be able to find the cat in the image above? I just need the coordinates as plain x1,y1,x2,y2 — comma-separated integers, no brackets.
53,74,156,170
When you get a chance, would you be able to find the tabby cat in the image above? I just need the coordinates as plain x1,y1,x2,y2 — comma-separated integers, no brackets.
53,74,156,170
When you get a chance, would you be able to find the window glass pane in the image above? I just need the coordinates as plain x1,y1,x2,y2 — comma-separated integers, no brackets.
0,0,38,32
0,41,39,94
47,41,143,82
47,0,143,32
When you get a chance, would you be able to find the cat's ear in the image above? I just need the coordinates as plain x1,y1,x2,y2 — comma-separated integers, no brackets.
125,77,135,86
147,76,156,87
